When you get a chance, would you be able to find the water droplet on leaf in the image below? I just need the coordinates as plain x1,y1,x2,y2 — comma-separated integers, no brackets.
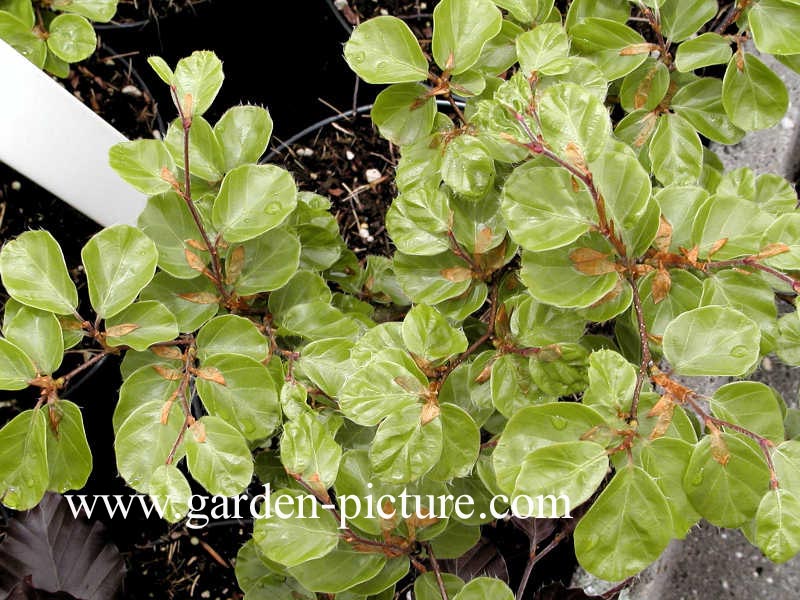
550,415,568,430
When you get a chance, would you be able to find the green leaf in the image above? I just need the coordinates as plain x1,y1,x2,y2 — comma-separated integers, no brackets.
427,403,480,481
51,0,116,22
632,269,703,344
281,411,342,488
493,0,552,24
371,83,436,146
452,577,514,600
370,403,443,483
113,365,181,433
529,343,591,396
538,82,611,162
473,19,522,75
683,433,770,527
569,18,648,80
46,14,95,63
0,0,34,26
0,409,48,510
195,353,281,442
749,0,800,55
516,22,571,77
297,338,355,398
147,55,173,85
639,437,700,538
340,349,428,426
279,302,362,341
45,400,91,493
581,349,636,420
228,229,300,295
149,464,192,523
432,0,502,74
287,541,386,593
574,466,672,582
675,32,732,72
649,113,702,186
140,272,218,333
722,54,789,131
253,487,339,567
619,59,669,112
344,16,428,84
105,301,178,351
164,116,225,182
441,136,495,199
663,306,760,376
415,573,465,600
773,440,800,495
755,489,800,563
520,234,620,309
778,311,800,366
491,353,553,417
438,351,494,426
0,11,45,68
0,230,78,314
212,164,298,243
691,195,767,260
659,0,716,42
394,251,474,305
710,382,784,444
494,402,606,493
564,0,629,30
2,301,63,375
185,415,253,496
671,78,744,145
514,441,608,517
501,163,595,252
115,400,186,493
349,556,410,595
174,50,223,117
402,304,467,362
385,187,451,256
214,105,273,170
763,214,800,271
109,139,177,195
510,294,586,347
82,224,159,319
269,270,331,317
196,314,267,362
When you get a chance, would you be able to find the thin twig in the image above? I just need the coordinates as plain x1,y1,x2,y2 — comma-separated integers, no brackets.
425,542,449,600
516,531,567,600
628,275,653,422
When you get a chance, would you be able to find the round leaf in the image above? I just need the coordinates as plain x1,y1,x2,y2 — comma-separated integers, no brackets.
227,229,301,295
214,105,273,170
371,83,436,146
196,314,268,362
402,304,467,362
46,14,96,63
174,50,223,117
45,400,91,493
105,301,179,351
0,409,48,510
432,0,502,74
185,415,254,496
2,301,63,375
109,139,177,195
344,16,428,84
722,54,789,131
149,464,192,523
755,489,800,563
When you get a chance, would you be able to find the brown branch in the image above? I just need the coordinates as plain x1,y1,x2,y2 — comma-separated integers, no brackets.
58,350,110,386
444,281,499,375
424,542,449,600
516,531,567,600
447,229,479,272
166,348,196,465
628,274,653,423
705,257,800,293
713,0,750,34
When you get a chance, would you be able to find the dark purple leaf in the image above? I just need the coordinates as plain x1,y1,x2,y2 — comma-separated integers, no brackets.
440,537,509,583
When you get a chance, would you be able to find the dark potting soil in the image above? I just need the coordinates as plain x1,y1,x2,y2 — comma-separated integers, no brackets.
334,0,440,41
108,0,208,25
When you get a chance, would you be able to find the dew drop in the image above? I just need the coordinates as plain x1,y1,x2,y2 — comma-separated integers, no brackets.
350,51,366,64
730,345,749,358
550,415,568,430
690,467,704,487
265,202,282,215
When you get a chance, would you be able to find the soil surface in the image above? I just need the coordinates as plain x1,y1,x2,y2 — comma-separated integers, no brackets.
102,0,207,26
334,0,440,41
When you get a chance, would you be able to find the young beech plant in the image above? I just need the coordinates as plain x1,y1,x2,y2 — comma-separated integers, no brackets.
0,0,119,76
0,1,799,599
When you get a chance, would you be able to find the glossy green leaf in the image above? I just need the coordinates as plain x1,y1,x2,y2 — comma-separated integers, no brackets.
349,556,410,595
114,400,186,493
0,12,46,68
441,135,495,198
494,402,606,493
564,0,629,30
51,0,116,22
516,23,570,76
659,0,716,42
296,338,355,398
370,403,443,483
722,54,789,131
185,415,253,496
149,464,192,523
344,16,428,84
212,164,297,243
287,541,386,593
671,78,744,145
281,411,342,488
538,82,611,162
569,18,648,80
228,229,300,295
196,314,267,362
749,0,800,55
269,270,331,317
414,572,465,600
385,187,450,256
649,113,702,186
164,116,225,182
104,300,178,351
394,251,474,304
692,195,767,259
574,466,672,582
0,409,48,510
402,304,467,362
619,59,669,112
109,139,177,195
683,433,770,527
0,230,78,314
432,0,502,74
140,271,219,333
755,489,800,563
473,19,522,75
138,192,209,279
514,441,608,517
195,353,281,442
493,0,551,24
581,349,636,420
371,83,436,146
147,55,173,85
501,163,595,251
174,50,223,117
279,302,362,341
452,577,514,600
529,342,591,397
113,365,181,433
427,403,480,481
82,224,159,318
2,301,63,375
214,105,273,170
438,351,494,427
491,353,553,417
710,382,784,444
252,487,339,567
663,306,760,376
0,0,34,26
45,400,91,493
510,294,586,347
675,32,732,71
46,14,96,63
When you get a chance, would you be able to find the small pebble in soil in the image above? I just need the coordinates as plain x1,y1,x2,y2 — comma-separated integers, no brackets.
346,150,355,160
297,147,314,157
10,181,21,191
121,85,143,97
190,536,200,546
365,167,382,182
